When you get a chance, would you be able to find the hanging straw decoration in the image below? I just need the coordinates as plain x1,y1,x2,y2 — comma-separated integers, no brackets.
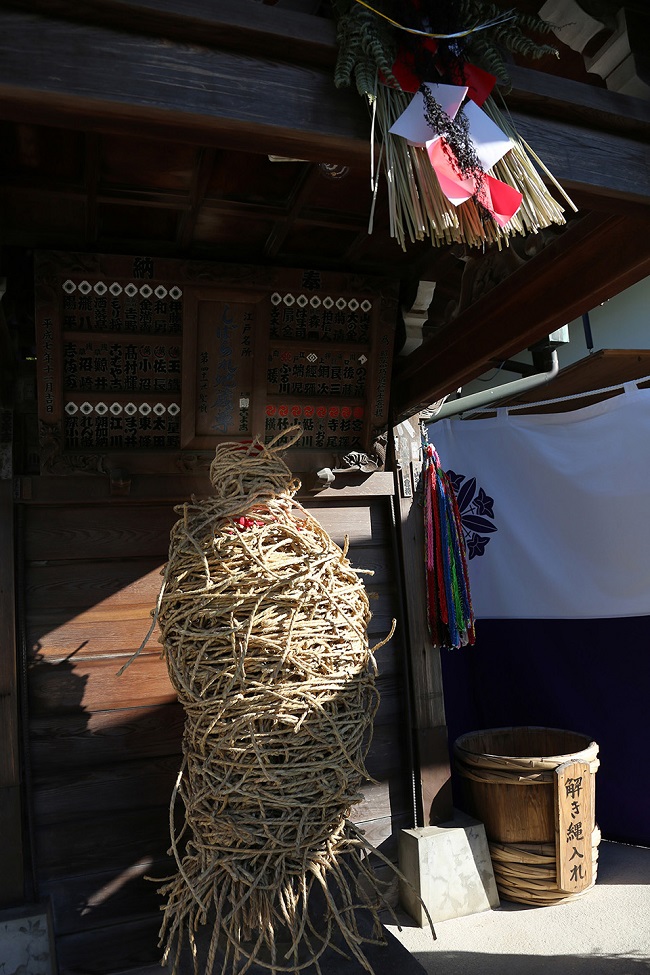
126,427,432,975
332,0,576,251
423,444,475,649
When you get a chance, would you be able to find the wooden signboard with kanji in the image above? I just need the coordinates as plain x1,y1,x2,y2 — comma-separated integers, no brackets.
554,759,593,893
35,252,398,476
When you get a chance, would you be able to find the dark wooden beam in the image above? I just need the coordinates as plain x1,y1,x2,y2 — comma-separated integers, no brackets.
506,64,650,140
510,110,650,207
1,178,373,234
1,9,650,203
3,0,337,68
0,10,368,167
392,211,650,421
5,6,650,136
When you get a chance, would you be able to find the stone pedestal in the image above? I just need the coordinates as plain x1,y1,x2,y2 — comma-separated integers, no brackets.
0,903,55,975
398,810,499,925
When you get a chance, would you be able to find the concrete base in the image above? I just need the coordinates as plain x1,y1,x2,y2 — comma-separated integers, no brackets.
0,903,56,975
398,810,499,926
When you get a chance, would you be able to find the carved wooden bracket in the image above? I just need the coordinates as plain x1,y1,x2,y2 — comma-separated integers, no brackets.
399,281,436,357
585,7,650,99
444,230,557,325
540,1,650,99
540,0,611,53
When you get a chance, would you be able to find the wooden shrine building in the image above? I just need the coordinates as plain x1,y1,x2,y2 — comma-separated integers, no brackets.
0,2,649,970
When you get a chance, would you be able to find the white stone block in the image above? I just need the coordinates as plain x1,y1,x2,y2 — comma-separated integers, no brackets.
0,903,55,975
398,810,500,925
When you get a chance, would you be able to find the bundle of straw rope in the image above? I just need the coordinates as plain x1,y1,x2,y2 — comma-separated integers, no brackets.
370,83,574,252
148,427,407,975
334,0,576,252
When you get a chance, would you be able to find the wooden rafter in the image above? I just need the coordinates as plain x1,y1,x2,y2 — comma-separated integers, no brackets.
176,147,218,252
83,132,101,247
263,164,318,259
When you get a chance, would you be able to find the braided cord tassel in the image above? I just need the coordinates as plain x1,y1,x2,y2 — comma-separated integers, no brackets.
423,444,476,649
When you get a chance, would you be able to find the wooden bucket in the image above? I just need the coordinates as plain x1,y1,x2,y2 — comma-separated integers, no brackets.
454,727,600,905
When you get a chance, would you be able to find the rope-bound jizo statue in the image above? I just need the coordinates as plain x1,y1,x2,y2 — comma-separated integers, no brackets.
126,427,426,974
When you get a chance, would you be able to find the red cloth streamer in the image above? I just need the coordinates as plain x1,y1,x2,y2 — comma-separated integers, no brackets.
388,40,439,93
389,45,496,105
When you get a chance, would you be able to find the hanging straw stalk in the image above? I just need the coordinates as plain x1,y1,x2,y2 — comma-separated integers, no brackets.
373,82,575,252
130,427,429,975
333,0,576,251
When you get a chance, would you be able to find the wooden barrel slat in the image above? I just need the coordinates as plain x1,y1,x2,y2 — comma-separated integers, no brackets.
454,727,600,906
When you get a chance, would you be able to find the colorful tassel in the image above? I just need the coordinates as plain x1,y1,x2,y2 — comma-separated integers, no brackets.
423,443,475,649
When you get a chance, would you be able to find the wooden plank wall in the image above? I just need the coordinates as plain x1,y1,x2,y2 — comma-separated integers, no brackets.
20,492,411,974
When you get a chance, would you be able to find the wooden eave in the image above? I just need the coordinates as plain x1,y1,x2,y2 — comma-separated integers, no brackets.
1,3,650,424
392,212,650,420
1,6,649,194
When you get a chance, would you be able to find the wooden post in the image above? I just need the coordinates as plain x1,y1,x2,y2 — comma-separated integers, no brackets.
0,472,24,906
0,280,24,904
392,414,452,826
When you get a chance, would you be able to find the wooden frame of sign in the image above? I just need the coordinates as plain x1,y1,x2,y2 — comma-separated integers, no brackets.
34,252,398,477
554,759,594,894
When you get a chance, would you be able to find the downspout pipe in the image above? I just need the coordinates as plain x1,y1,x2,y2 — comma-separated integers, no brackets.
430,348,559,422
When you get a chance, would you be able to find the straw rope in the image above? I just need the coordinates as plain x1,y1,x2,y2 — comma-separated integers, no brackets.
488,828,601,905
139,427,426,974
370,82,572,252
454,735,600,784
454,760,600,786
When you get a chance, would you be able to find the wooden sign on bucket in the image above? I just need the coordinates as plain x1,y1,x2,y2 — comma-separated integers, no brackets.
555,760,593,893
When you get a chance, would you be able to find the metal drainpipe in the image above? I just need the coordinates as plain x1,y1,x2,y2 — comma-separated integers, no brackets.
431,348,559,421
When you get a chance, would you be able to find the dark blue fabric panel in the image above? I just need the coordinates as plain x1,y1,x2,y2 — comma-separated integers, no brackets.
441,617,650,846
